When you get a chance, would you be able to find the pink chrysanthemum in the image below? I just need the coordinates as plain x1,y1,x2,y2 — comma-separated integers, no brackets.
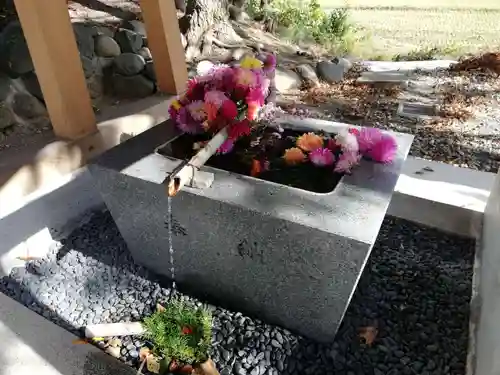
187,100,206,121
205,90,228,109
357,127,383,153
334,151,361,173
309,148,335,167
217,139,235,154
368,134,398,163
335,130,359,153
176,107,203,134
247,88,266,106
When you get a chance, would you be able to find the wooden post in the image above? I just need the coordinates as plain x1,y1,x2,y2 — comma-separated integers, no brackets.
14,0,97,140
140,0,188,95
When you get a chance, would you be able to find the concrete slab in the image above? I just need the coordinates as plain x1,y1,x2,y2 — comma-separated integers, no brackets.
473,171,500,375
357,72,409,88
397,101,439,121
0,291,135,375
362,60,456,73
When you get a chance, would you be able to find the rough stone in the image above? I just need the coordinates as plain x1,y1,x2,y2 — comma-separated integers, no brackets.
274,68,301,92
114,28,143,54
138,47,152,61
123,20,147,38
0,21,34,76
0,103,16,129
89,119,413,342
95,35,121,58
316,60,344,83
73,24,96,58
111,73,155,98
144,61,156,82
180,33,187,49
114,53,146,76
21,71,43,101
332,57,352,73
0,73,14,101
296,64,319,87
11,92,46,119
80,56,95,78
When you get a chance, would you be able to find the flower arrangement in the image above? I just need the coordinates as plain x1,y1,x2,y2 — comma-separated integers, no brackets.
168,53,277,155
167,53,399,191
283,127,398,174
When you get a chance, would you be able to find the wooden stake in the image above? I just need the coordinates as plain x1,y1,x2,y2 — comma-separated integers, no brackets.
166,127,229,197
140,0,188,94
14,0,97,140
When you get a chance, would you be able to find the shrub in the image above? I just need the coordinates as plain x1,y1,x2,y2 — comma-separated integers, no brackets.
247,0,354,51
142,301,212,364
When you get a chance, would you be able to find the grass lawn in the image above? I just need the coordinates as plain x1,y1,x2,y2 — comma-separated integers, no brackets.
291,0,500,58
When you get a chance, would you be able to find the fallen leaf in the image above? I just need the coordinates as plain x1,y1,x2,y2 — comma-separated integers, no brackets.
109,338,122,348
156,303,166,312
147,356,161,374
72,339,89,345
359,326,378,346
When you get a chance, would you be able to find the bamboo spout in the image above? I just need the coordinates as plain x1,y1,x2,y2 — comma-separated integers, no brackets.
166,126,229,197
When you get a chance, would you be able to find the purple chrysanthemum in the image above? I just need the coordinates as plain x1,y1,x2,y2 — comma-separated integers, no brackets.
187,100,206,121
176,107,203,134
216,139,235,154
357,127,383,153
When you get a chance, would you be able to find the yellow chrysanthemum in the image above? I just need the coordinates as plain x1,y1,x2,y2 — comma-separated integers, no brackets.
296,132,323,152
240,56,263,70
171,100,182,110
283,147,306,165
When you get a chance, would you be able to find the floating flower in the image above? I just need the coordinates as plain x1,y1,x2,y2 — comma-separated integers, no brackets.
259,53,277,75
309,148,335,167
348,127,360,136
187,100,206,121
368,134,398,163
228,119,252,139
221,100,238,120
334,151,361,173
296,132,323,152
176,107,203,134
283,147,306,165
356,127,383,153
217,139,234,154
335,129,359,153
240,56,263,70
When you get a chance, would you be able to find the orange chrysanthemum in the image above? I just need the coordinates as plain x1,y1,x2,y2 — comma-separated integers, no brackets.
283,147,306,165
296,132,323,152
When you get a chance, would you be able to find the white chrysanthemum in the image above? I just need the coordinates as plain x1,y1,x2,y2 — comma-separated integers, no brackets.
335,130,359,153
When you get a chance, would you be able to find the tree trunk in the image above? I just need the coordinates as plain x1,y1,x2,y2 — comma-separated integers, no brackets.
180,0,245,61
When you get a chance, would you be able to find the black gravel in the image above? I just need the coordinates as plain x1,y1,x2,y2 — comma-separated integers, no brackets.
0,210,475,375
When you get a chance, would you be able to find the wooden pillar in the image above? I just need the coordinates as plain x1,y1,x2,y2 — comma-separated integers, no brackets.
14,0,97,140
140,0,188,95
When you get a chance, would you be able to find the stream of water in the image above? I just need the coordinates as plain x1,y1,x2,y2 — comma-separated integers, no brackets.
167,196,177,292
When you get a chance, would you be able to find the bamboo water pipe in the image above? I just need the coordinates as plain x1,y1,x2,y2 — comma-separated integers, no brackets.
166,126,229,197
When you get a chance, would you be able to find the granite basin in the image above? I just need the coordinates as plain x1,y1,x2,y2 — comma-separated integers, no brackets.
89,118,413,342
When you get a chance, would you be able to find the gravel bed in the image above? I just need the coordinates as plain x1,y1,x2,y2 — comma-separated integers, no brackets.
0,210,475,375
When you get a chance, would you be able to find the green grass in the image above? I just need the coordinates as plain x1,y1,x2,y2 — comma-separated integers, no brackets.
283,0,500,58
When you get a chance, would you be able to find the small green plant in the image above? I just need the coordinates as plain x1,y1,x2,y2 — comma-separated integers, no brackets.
143,301,212,365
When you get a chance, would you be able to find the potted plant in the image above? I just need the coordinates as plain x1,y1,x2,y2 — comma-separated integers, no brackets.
142,301,215,375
